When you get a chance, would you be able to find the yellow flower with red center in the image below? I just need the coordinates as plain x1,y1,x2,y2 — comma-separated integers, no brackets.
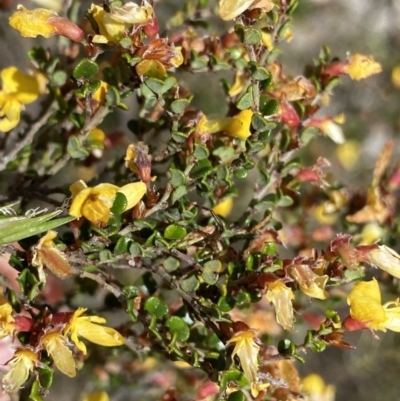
0,66,41,132
41,331,76,378
226,330,269,397
266,281,295,331
69,180,147,224
347,278,400,332
9,5,84,42
0,303,15,339
344,54,382,81
2,349,38,393
63,308,125,355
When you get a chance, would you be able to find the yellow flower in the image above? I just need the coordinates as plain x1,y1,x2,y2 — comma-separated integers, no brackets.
226,330,268,397
109,1,153,24
0,303,15,339
69,180,147,224
347,278,400,332
64,308,125,355
212,197,233,218
225,109,253,140
32,230,75,282
41,331,76,378
218,0,274,21
0,66,41,132
266,281,295,331
2,349,38,393
302,373,335,401
367,245,400,279
170,46,184,68
88,2,152,44
196,110,253,140
290,265,329,300
344,54,382,81
9,5,84,42
82,391,110,401
92,81,109,104
228,72,247,97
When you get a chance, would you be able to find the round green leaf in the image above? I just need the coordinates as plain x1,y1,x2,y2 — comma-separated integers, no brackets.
166,316,190,341
180,274,200,292
73,58,99,80
228,391,246,401
164,224,187,240
144,296,168,319
202,260,222,285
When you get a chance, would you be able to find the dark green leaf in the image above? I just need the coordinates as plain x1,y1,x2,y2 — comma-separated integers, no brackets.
166,316,190,341
144,296,169,319
73,58,99,80
111,192,127,215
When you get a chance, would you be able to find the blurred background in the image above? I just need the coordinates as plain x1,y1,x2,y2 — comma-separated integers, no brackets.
1,0,400,400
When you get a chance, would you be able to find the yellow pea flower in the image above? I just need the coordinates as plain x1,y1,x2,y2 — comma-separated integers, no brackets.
109,1,153,24
41,331,76,378
266,281,295,331
2,349,39,393
229,71,247,97
212,197,233,218
302,373,335,401
64,308,125,355
92,81,109,104
196,109,253,140
344,54,382,81
32,230,75,282
218,0,274,21
226,330,269,397
89,4,126,44
347,278,400,332
290,265,329,300
69,180,147,224
0,303,15,339
9,5,84,42
82,391,110,401
225,109,253,140
0,66,41,132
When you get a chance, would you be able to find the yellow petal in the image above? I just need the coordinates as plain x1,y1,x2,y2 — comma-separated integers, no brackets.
1,67,40,104
228,72,247,97
347,279,386,330
197,115,232,135
82,391,110,401
69,180,88,197
117,181,147,211
225,109,253,140
77,321,125,347
212,197,233,218
219,0,254,20
9,5,57,38
266,282,295,331
345,54,382,81
109,1,153,24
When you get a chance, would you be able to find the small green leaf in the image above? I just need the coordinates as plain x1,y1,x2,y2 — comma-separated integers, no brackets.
166,316,190,342
202,260,222,285
171,185,188,203
29,380,44,401
51,70,67,86
67,135,89,159
233,168,248,179
244,28,262,45
164,256,180,272
260,97,279,116
164,224,187,240
123,285,139,299
144,296,169,319
236,92,253,110
217,295,235,312
114,236,131,254
189,159,213,179
73,58,99,80
170,168,186,187
171,98,192,114
37,366,54,389
228,391,246,401
111,192,127,215
17,269,41,300
129,242,143,257
180,274,200,292
194,144,210,160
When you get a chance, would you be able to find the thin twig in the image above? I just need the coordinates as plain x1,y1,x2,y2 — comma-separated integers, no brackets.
0,102,56,171
145,183,173,217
